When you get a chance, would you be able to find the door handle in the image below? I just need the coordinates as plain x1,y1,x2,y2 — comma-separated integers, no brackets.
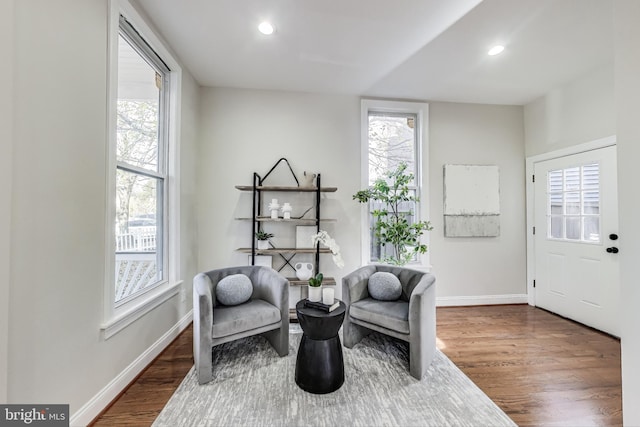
606,247,619,254
609,233,619,240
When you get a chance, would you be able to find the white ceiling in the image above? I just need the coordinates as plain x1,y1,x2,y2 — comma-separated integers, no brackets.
134,0,614,106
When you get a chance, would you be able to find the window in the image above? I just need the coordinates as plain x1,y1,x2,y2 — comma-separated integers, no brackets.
360,100,429,266
115,17,169,304
547,163,600,243
104,1,181,338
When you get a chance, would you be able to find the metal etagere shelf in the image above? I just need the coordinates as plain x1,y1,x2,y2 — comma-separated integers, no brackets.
234,158,337,319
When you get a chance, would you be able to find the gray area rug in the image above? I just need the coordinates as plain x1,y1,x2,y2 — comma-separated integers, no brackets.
154,325,515,427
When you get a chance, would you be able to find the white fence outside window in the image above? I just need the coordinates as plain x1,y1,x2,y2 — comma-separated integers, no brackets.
115,226,157,300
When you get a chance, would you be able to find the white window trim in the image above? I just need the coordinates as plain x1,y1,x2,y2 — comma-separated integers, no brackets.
103,0,182,339
360,99,430,270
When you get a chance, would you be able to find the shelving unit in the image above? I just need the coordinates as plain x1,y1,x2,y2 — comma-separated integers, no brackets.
235,158,338,319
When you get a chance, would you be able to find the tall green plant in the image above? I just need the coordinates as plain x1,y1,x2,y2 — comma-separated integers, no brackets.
353,163,433,265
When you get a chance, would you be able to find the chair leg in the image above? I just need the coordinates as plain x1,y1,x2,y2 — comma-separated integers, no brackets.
196,347,214,385
409,336,435,380
343,317,371,348
263,324,289,357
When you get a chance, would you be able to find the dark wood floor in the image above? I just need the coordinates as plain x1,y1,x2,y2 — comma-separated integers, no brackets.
91,304,622,426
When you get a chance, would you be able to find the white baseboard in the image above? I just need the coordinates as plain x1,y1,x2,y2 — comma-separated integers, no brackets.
70,310,193,427
436,294,528,307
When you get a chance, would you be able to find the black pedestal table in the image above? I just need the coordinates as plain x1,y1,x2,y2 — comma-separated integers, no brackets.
294,299,346,394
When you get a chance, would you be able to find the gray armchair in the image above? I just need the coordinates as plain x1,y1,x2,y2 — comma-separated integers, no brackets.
193,266,289,384
342,265,436,379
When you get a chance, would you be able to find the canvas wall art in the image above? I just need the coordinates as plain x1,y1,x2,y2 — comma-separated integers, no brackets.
443,164,500,237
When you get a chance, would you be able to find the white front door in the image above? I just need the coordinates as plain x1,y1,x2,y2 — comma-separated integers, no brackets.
533,145,620,336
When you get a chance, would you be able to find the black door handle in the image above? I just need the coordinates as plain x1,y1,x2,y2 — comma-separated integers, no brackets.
606,247,619,254
609,233,619,240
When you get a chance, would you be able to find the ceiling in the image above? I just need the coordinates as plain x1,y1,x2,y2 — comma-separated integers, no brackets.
134,0,614,106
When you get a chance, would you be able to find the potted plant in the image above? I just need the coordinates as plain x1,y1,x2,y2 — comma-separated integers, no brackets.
308,273,323,302
306,230,344,302
353,162,433,265
255,230,274,250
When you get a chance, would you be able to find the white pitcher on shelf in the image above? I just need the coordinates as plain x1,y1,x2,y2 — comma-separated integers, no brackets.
295,262,313,281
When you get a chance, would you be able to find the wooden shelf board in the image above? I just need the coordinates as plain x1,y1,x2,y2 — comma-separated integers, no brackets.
237,247,332,254
235,185,337,192
235,217,337,223
286,278,336,286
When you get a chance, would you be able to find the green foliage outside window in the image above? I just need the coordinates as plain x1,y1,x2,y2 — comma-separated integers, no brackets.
353,162,433,265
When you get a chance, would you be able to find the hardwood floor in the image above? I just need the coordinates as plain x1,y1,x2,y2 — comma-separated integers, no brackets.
436,305,622,427
91,305,622,426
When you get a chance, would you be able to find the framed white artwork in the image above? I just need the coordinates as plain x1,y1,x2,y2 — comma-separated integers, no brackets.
296,226,317,248
443,164,500,237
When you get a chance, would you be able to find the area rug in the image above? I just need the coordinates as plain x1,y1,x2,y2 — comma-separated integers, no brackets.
153,326,515,427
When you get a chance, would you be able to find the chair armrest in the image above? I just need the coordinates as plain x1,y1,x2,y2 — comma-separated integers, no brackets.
408,273,436,330
193,273,214,329
251,266,289,315
193,272,214,371
408,273,435,312
342,265,377,306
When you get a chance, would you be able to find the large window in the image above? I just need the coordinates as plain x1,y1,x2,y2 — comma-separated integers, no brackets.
360,100,429,266
104,1,181,338
115,17,169,304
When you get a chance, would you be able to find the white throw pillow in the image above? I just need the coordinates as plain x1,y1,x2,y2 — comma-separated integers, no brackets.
216,274,253,306
368,271,402,301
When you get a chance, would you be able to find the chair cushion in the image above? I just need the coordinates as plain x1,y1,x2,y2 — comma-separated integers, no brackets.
368,271,402,301
349,298,410,335
212,299,281,339
216,274,253,306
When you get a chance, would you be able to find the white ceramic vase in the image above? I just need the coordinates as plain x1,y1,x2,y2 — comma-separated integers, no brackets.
295,262,313,281
308,285,322,302
257,240,269,250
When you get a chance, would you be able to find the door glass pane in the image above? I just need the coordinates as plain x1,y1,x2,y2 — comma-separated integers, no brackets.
550,216,564,239
582,164,599,190
549,192,563,214
546,162,600,243
583,216,600,241
565,192,580,214
564,167,580,191
549,170,563,192
566,217,580,240
583,191,600,214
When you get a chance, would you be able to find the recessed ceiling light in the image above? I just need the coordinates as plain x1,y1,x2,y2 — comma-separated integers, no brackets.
258,22,275,35
488,45,505,56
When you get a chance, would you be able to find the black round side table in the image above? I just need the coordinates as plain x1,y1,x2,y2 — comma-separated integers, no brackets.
294,299,346,394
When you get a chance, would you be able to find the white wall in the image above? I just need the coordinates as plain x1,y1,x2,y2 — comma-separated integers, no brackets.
523,8,640,422
524,63,616,157
429,102,527,300
197,88,362,301
0,0,14,404
8,0,198,420
614,1,640,424
197,88,526,303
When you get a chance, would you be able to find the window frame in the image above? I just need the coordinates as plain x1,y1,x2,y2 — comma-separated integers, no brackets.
103,0,182,339
360,99,430,269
